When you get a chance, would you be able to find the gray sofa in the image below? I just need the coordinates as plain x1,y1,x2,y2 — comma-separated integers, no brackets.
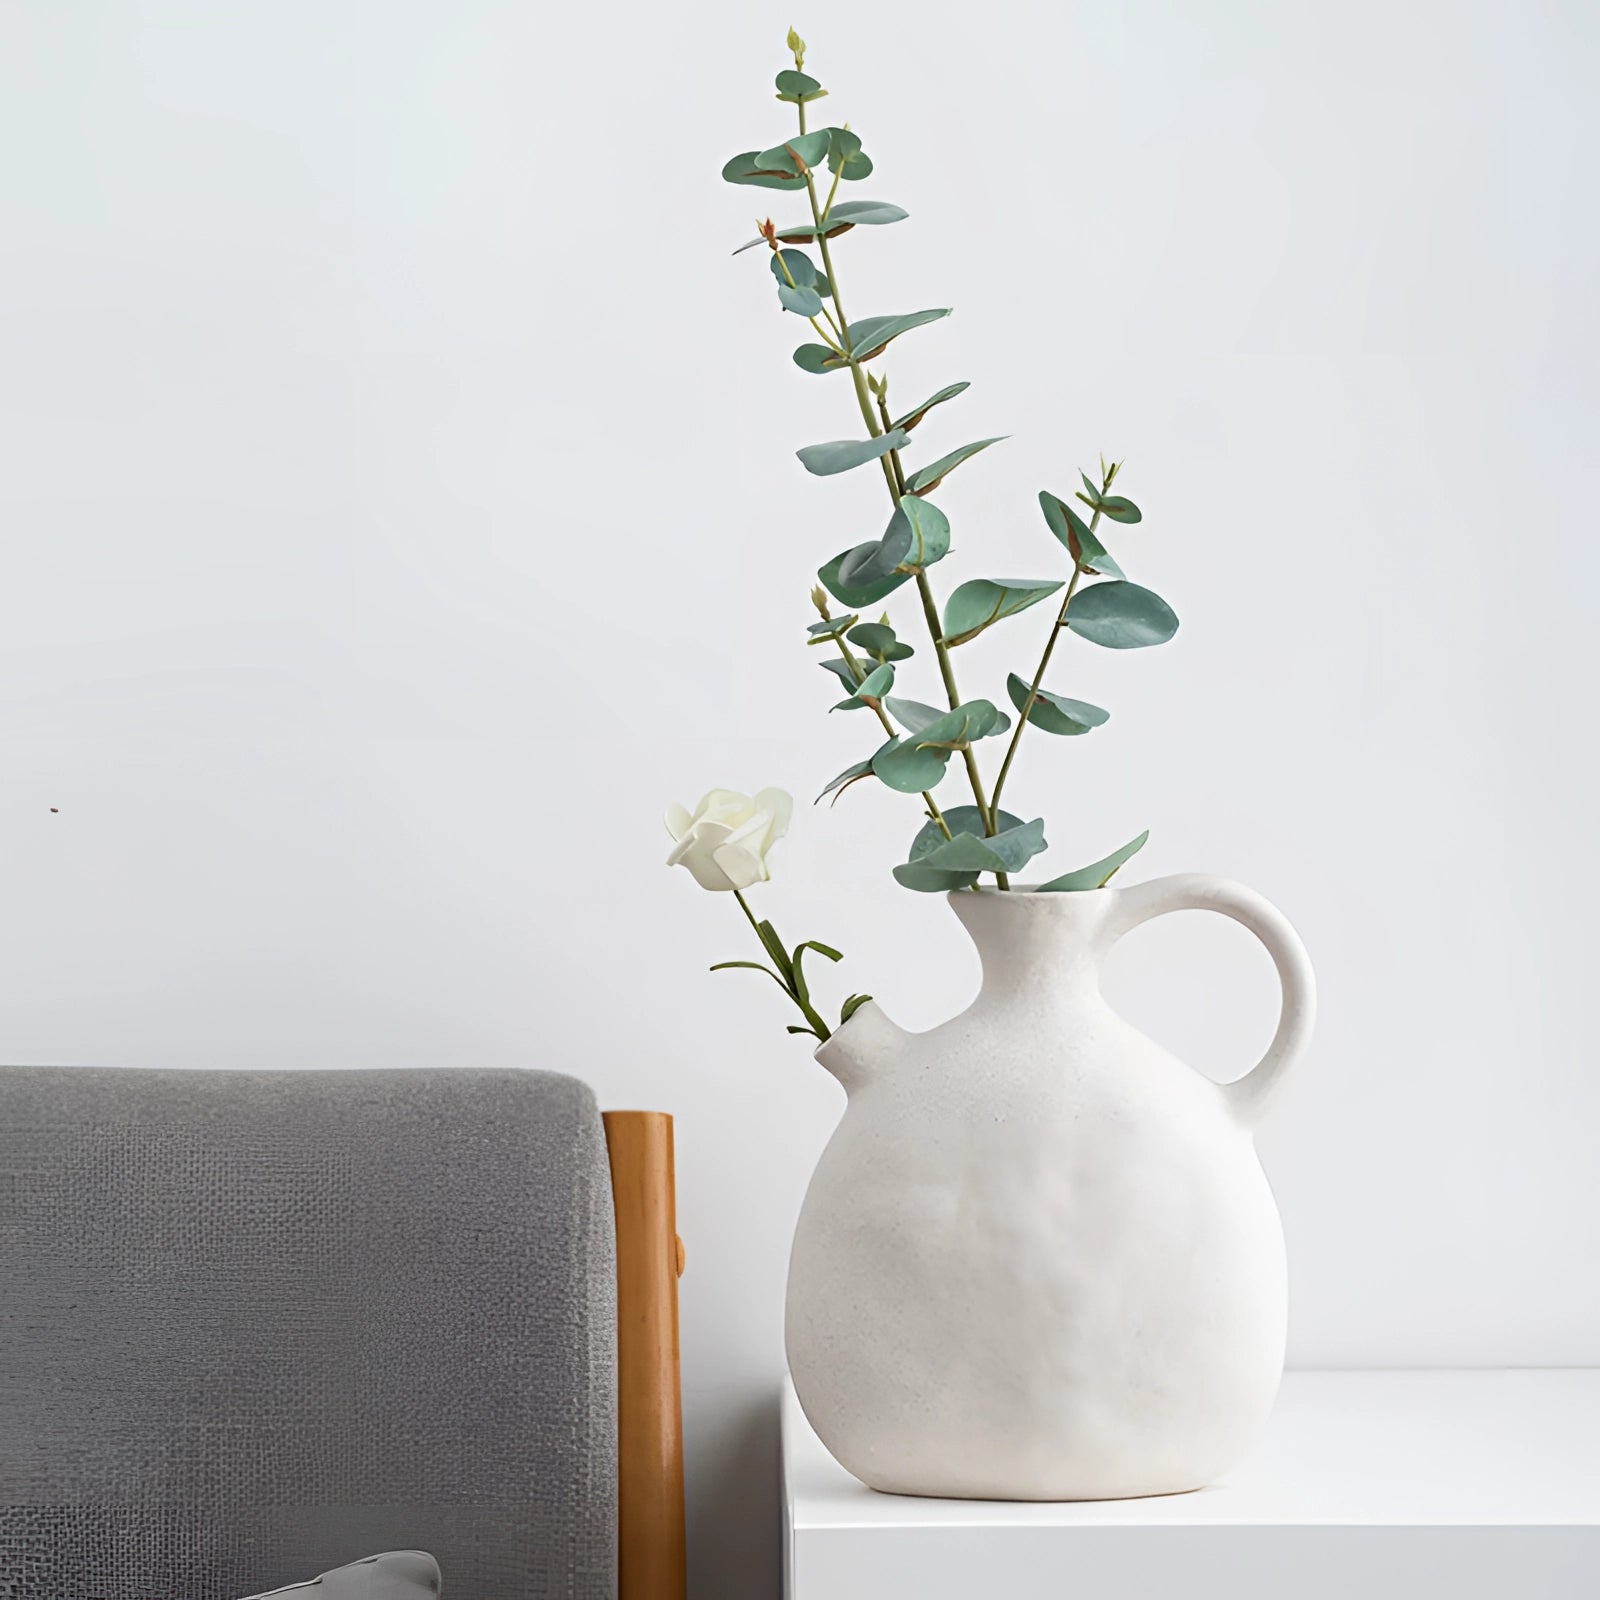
0,1067,620,1599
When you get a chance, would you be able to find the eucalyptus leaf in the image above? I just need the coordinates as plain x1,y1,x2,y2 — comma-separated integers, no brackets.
942,578,1063,647
1066,581,1179,649
883,696,946,734
823,126,873,180
753,131,832,177
846,621,913,660
1077,472,1143,524
890,497,951,570
908,699,1006,749
1035,830,1150,892
805,613,858,637
818,657,861,689
818,545,911,606
890,381,970,432
721,151,807,191
1038,490,1124,577
857,662,894,699
872,735,952,793
815,756,876,804
892,860,981,892
837,308,951,363
1005,674,1110,736
733,200,909,254
793,343,841,375
920,817,1048,874
770,248,817,289
908,806,1025,860
903,436,1007,496
797,429,911,477
778,283,824,316
775,69,828,103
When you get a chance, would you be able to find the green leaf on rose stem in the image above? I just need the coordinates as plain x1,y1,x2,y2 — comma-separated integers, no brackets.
1038,490,1124,577
709,959,789,990
797,429,911,477
892,860,982,892
1005,673,1110,736
830,309,951,365
755,919,796,983
890,381,970,432
872,735,953,793
918,817,1049,875
775,69,828,103
907,699,1008,750
823,127,873,180
793,344,844,375
770,249,817,289
1036,830,1151,892
909,805,1024,855
903,437,1007,496
752,131,833,177
1077,472,1143,523
732,200,910,254
1066,581,1179,649
846,621,913,660
778,283,824,316
787,1024,822,1038
819,545,912,607
815,756,876,804
942,578,1064,647
840,993,872,1024
805,613,858,638
720,151,808,191
792,939,843,1009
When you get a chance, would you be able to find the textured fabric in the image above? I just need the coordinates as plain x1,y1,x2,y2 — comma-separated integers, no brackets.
243,1548,441,1599
0,1067,618,1600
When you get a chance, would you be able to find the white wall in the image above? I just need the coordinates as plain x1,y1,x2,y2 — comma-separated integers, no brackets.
3,0,1595,1593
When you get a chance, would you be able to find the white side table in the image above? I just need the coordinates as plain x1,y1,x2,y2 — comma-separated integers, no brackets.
783,1370,1600,1599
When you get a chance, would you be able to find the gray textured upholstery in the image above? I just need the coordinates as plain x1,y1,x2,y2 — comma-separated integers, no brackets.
0,1067,618,1600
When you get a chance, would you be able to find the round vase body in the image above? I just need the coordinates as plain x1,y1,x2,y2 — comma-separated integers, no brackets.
785,876,1315,1500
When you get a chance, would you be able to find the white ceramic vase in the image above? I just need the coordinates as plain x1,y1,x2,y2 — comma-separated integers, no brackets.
785,875,1316,1501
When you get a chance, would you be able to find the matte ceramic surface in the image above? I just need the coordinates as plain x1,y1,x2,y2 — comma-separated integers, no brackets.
785,876,1316,1501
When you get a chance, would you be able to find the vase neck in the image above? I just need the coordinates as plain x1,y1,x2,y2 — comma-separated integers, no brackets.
947,888,1117,1004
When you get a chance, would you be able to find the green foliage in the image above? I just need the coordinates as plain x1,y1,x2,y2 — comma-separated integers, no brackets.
839,993,873,1024
903,437,1006,496
942,579,1063,647
1036,830,1150,891
1038,490,1124,577
890,381,969,432
797,429,911,477
818,545,912,606
775,69,828,104
1077,471,1143,523
1005,674,1109,735
1066,581,1179,649
717,35,1188,914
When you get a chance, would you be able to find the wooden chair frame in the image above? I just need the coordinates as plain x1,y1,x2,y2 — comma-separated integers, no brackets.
602,1111,687,1600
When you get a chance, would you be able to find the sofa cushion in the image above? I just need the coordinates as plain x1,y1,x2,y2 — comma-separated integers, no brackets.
0,1068,617,1599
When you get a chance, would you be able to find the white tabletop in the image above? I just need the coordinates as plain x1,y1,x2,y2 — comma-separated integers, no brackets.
783,1370,1600,1598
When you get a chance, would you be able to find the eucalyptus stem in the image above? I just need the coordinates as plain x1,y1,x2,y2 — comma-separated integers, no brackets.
796,107,999,865
988,463,1118,824
825,621,952,840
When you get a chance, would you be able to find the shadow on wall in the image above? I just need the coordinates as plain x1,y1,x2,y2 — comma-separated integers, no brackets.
689,1390,781,1600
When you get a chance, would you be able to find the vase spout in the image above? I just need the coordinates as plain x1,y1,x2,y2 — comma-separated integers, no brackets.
813,1000,907,1094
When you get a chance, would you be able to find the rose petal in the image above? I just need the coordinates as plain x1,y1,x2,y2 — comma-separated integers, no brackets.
711,840,768,890
665,802,693,840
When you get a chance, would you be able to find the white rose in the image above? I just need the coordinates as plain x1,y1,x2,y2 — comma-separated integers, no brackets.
665,787,793,892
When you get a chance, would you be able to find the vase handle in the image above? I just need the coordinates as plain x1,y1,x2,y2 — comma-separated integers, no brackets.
1109,874,1316,1127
